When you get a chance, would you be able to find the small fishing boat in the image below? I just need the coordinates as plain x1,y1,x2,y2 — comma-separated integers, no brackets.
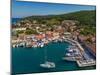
40,44,44,47
26,42,32,48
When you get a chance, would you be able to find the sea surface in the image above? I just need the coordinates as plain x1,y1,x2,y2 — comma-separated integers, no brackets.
12,18,21,24
12,42,96,75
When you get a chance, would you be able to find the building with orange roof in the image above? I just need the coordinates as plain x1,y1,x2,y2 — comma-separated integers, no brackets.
46,31,53,38
35,34,45,40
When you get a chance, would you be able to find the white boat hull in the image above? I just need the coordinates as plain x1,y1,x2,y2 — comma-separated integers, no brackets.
40,61,55,68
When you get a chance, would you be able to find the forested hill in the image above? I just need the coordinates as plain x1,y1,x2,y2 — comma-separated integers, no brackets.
23,10,96,26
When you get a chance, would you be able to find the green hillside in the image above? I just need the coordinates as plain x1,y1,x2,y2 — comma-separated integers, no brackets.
23,10,96,26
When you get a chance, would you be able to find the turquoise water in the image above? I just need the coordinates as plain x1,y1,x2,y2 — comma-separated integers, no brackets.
12,42,95,74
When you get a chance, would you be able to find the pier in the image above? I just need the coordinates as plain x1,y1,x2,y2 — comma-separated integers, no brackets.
65,38,84,56
76,59,96,67
63,38,96,67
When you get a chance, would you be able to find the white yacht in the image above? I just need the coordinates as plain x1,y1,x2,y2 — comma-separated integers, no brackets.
63,46,81,61
62,57,76,61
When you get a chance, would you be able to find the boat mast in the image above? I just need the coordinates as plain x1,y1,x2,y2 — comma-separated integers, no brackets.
44,45,47,62
44,32,48,62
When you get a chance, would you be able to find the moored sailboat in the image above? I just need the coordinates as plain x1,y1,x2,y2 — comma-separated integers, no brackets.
40,45,56,68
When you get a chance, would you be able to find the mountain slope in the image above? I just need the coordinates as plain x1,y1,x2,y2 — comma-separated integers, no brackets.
23,10,96,26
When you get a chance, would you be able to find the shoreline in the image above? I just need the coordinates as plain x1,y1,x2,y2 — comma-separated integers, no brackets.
12,37,96,67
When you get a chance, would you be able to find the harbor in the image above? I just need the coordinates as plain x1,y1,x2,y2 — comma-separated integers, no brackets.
62,39,96,67
12,24,96,74
12,31,96,73
12,41,95,74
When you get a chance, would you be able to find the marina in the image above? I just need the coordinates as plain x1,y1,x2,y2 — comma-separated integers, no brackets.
12,41,96,74
62,40,96,67
12,26,96,74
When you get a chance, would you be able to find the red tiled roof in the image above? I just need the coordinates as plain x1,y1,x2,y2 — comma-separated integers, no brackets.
35,34,45,39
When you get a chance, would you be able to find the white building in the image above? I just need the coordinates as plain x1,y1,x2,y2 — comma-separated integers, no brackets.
13,27,26,31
